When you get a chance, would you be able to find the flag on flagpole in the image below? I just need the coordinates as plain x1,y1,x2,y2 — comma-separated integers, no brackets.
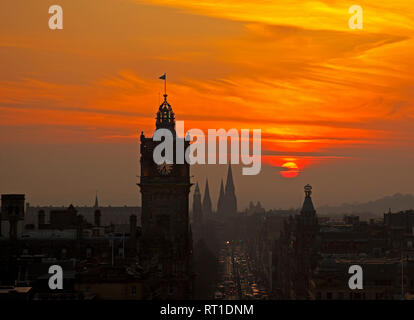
159,73,167,95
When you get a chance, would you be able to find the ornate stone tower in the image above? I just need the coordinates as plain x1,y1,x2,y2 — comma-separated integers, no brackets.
295,184,319,298
138,89,193,299
298,184,318,231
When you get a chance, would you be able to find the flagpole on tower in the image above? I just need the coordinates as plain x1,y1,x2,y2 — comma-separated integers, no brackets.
164,73,167,96
159,73,167,98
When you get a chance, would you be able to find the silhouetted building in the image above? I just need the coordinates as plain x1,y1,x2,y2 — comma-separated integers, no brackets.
384,209,414,232
192,183,203,225
129,214,138,253
224,165,237,215
310,257,406,300
25,194,141,227
217,180,225,215
50,204,79,229
94,194,99,209
344,215,360,226
273,184,319,299
27,207,140,227
245,201,265,216
138,91,193,299
37,210,45,228
202,179,212,217
94,209,101,227
75,264,142,300
1,194,25,239
217,166,237,216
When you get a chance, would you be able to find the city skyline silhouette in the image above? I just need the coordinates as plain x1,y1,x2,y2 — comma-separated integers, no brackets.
1,0,414,304
1,0,414,210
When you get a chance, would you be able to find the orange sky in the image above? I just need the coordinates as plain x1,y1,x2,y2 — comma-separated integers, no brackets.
1,0,414,208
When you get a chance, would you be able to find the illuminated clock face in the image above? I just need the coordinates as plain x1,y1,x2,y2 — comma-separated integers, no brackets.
157,162,173,175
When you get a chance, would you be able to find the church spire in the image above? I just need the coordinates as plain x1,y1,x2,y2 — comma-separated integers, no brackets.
225,165,235,194
217,179,225,214
94,192,99,208
223,165,237,215
202,179,212,216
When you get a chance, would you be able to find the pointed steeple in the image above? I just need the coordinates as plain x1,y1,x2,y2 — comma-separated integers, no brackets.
225,165,235,194
217,179,225,214
94,192,99,208
202,179,212,216
223,165,237,215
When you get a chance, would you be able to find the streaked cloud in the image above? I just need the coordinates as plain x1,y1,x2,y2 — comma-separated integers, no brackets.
0,0,413,175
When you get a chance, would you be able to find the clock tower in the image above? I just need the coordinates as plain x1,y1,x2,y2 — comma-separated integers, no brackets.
138,91,193,299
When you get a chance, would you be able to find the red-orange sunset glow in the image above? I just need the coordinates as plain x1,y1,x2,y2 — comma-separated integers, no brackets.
1,0,414,207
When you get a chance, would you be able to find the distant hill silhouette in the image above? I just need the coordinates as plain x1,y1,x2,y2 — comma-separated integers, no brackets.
317,193,414,218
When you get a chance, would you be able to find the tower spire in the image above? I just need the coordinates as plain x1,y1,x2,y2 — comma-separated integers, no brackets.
225,165,235,194
223,165,237,215
202,179,212,216
94,191,99,208
156,73,175,131
301,184,316,216
217,179,225,214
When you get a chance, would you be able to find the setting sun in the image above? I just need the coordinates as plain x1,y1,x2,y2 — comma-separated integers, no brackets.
280,162,300,179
